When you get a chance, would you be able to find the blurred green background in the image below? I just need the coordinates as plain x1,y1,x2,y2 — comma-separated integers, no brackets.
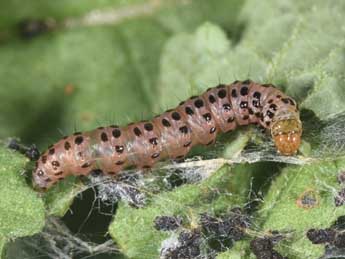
0,0,243,148
1,0,345,259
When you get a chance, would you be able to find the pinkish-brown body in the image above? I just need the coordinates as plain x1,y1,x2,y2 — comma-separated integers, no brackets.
33,80,302,189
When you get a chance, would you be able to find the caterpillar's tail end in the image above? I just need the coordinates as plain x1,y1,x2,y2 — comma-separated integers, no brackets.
271,119,302,156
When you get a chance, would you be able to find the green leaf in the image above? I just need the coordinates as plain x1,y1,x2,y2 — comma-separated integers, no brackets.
240,0,345,118
109,164,253,259
0,237,6,259
163,0,344,123
216,240,250,259
157,22,267,110
253,159,345,258
43,176,83,217
0,146,45,255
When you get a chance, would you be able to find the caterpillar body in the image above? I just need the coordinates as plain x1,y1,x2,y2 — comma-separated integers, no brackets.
33,80,302,189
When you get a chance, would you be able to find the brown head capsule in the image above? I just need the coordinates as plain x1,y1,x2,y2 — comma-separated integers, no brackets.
271,118,302,155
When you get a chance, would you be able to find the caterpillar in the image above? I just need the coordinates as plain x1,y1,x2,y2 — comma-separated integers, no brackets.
33,80,302,190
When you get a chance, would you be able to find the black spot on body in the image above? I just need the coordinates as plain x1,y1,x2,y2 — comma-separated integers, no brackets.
216,84,225,88
253,91,261,99
194,99,204,108
151,153,160,159
112,129,121,138
267,111,274,118
185,106,194,115
144,123,153,131
179,126,189,134
64,141,71,150
240,102,248,108
73,132,82,136
288,98,295,105
143,165,151,169
54,171,63,176
134,127,142,137
52,161,59,167
179,101,185,106
116,145,124,153
242,79,251,84
203,113,212,122
252,100,259,107
269,104,277,111
248,108,254,115
97,126,104,129
217,89,227,98
240,87,248,96
223,103,231,111
172,112,181,120
190,95,198,100
81,162,91,168
282,98,289,104
45,178,52,182
149,138,158,145
115,161,124,165
208,95,216,103
41,155,47,163
268,99,273,104
162,119,171,127
101,132,108,142
49,148,55,155
227,117,235,123
75,136,84,145
110,125,119,128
